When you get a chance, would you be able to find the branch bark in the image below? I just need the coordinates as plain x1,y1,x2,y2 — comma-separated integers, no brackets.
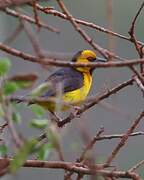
0,158,141,179
0,0,45,9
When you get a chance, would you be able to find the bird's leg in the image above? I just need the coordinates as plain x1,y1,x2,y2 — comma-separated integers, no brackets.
49,111,61,123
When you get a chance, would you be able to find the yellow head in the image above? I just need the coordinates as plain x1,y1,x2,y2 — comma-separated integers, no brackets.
72,50,106,73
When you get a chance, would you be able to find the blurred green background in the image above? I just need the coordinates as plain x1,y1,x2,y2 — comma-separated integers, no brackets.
0,0,144,179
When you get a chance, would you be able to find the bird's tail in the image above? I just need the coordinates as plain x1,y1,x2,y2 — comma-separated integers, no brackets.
10,96,33,105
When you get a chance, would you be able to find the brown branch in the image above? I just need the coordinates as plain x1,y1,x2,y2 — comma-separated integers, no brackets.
3,8,59,33
32,0,41,29
38,130,144,144
128,1,144,56
3,23,23,45
134,76,144,94
2,101,23,148
77,127,104,163
34,4,143,46
129,66,144,85
129,160,144,172
1,42,144,68
94,131,144,141
56,0,121,60
128,1,144,73
105,110,144,166
0,0,45,9
106,0,114,55
129,66,144,96
0,158,141,179
60,127,144,179
18,11,43,58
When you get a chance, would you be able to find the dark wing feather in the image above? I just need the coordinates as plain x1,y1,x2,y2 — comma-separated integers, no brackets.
42,67,83,97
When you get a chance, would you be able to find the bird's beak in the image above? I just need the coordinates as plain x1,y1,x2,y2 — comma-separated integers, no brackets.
95,57,107,62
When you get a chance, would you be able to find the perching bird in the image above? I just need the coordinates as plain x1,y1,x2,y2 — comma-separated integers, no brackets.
30,50,106,112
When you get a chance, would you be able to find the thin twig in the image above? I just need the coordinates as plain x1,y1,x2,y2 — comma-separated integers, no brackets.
3,23,23,45
134,76,144,93
32,0,41,29
105,111,144,166
33,4,144,46
129,160,144,172
56,0,121,60
2,101,23,148
77,127,104,163
128,1,144,73
0,0,46,9
1,42,144,68
17,10,43,58
3,8,60,33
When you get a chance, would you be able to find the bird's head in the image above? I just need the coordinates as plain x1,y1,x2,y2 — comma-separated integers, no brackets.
72,50,106,73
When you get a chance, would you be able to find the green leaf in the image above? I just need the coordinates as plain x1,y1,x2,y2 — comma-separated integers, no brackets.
30,119,48,129
30,82,51,97
12,101,27,111
0,144,7,156
37,143,53,160
3,81,19,95
30,104,45,118
0,58,11,76
12,111,21,124
15,81,34,89
9,138,37,173
47,125,60,149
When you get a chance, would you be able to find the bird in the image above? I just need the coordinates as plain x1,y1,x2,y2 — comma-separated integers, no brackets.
30,50,106,114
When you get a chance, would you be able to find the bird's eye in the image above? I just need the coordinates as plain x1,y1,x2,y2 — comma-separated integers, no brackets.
87,57,95,61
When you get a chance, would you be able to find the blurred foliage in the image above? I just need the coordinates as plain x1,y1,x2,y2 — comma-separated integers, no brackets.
3,81,20,95
9,138,38,173
0,57,53,173
12,110,22,124
0,144,7,156
0,58,11,76
30,104,46,118
30,119,48,129
37,143,53,160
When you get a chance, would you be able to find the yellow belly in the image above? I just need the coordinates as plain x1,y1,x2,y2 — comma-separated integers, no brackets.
38,72,92,112
63,73,92,103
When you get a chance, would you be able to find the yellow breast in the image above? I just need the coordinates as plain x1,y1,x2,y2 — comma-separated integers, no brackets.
63,72,92,104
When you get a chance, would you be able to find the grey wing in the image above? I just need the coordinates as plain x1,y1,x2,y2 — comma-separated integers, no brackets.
41,68,83,98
